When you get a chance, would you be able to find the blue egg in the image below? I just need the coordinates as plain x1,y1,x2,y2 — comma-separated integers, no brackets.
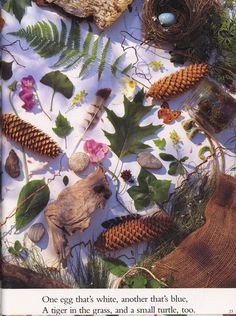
158,13,176,27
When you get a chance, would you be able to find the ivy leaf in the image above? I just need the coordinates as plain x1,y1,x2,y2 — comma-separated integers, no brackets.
159,153,177,161
53,112,73,138
104,90,162,159
4,0,32,22
153,138,166,150
168,161,179,175
127,168,171,211
40,71,74,99
180,156,189,162
14,240,23,252
103,258,129,277
15,179,50,231
0,60,13,80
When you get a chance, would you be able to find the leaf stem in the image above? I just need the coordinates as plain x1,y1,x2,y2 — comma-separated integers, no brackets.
65,137,67,150
34,88,52,120
9,91,19,116
50,91,56,112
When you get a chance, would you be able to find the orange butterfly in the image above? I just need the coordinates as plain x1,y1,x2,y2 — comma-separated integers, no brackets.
157,102,181,124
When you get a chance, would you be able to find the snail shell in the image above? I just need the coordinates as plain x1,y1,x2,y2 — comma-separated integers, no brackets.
28,223,46,243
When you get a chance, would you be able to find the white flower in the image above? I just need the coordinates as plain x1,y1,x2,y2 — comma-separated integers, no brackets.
120,77,137,100
27,160,49,177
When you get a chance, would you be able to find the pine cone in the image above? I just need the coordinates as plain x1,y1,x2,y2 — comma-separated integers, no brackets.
1,113,61,158
147,64,209,101
95,213,172,251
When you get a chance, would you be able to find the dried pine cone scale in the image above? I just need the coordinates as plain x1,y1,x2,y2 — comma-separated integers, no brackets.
1,113,61,158
147,64,209,101
95,213,172,251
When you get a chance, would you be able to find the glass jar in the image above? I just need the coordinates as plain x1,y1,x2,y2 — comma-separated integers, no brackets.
184,78,236,133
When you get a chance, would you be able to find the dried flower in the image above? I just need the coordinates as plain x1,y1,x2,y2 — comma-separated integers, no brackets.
21,75,36,89
120,77,137,100
121,169,132,182
169,130,180,145
67,90,88,113
83,139,109,163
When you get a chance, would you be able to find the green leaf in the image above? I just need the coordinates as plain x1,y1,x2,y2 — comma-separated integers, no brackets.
153,138,166,150
79,37,99,78
127,276,147,288
4,0,31,22
15,179,50,231
180,156,189,162
111,54,125,77
98,38,110,80
0,61,13,80
14,240,23,252
40,71,74,99
103,258,129,277
8,246,17,255
159,153,177,161
198,146,212,160
104,90,162,159
148,279,162,288
121,63,133,75
63,175,69,186
128,168,171,210
52,112,73,138
168,161,179,175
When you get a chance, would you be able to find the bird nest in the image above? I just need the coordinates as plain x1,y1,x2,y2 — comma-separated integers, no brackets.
142,0,221,46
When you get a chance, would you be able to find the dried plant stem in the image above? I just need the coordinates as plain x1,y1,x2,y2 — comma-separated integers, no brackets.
33,88,52,121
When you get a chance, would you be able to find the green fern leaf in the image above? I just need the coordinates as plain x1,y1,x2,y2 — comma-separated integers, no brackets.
67,19,80,49
98,38,110,80
111,54,125,77
121,63,133,75
59,20,67,47
81,24,93,56
79,37,99,78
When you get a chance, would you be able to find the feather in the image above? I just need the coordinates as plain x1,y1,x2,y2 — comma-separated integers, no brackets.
71,88,111,155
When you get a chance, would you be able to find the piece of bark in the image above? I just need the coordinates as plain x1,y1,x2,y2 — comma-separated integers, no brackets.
1,262,71,288
152,173,236,288
5,149,21,178
37,0,133,30
45,166,111,267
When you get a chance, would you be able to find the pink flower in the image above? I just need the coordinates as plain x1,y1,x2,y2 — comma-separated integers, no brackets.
19,75,36,111
21,75,35,89
83,139,109,163
19,88,35,111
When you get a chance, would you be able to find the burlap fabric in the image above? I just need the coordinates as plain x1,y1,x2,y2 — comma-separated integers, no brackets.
152,173,236,287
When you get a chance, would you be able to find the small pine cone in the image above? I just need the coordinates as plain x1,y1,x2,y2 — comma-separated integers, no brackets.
1,113,61,158
95,213,172,251
147,63,209,101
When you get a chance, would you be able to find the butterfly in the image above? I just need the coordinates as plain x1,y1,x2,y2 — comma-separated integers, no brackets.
157,101,181,124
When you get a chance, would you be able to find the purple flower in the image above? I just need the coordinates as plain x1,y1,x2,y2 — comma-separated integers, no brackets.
21,75,35,89
19,75,36,111
83,139,109,163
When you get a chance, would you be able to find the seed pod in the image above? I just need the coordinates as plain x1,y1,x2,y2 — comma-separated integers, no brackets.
147,64,209,101
95,213,172,251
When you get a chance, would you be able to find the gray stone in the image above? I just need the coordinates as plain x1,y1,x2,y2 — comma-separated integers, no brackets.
137,152,162,170
28,223,46,243
69,152,90,173
5,149,21,178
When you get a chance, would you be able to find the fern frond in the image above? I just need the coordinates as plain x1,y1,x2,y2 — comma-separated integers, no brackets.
122,63,133,75
98,38,110,80
111,54,125,77
79,37,99,78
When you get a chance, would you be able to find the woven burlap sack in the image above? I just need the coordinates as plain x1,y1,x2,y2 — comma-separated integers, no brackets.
152,173,236,288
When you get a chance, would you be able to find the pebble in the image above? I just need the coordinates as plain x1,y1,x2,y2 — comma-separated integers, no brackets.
5,149,21,178
158,12,177,27
69,152,90,173
137,152,162,170
28,223,45,243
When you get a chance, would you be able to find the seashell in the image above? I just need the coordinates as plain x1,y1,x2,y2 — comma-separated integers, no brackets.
137,152,162,170
5,149,21,178
45,0,133,30
28,223,46,243
68,152,90,173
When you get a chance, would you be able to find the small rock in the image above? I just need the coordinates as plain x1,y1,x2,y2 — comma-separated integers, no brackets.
137,152,162,170
5,149,20,178
69,152,90,173
28,223,46,243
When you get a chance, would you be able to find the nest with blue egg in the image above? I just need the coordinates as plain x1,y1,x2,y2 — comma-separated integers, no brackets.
142,0,221,47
